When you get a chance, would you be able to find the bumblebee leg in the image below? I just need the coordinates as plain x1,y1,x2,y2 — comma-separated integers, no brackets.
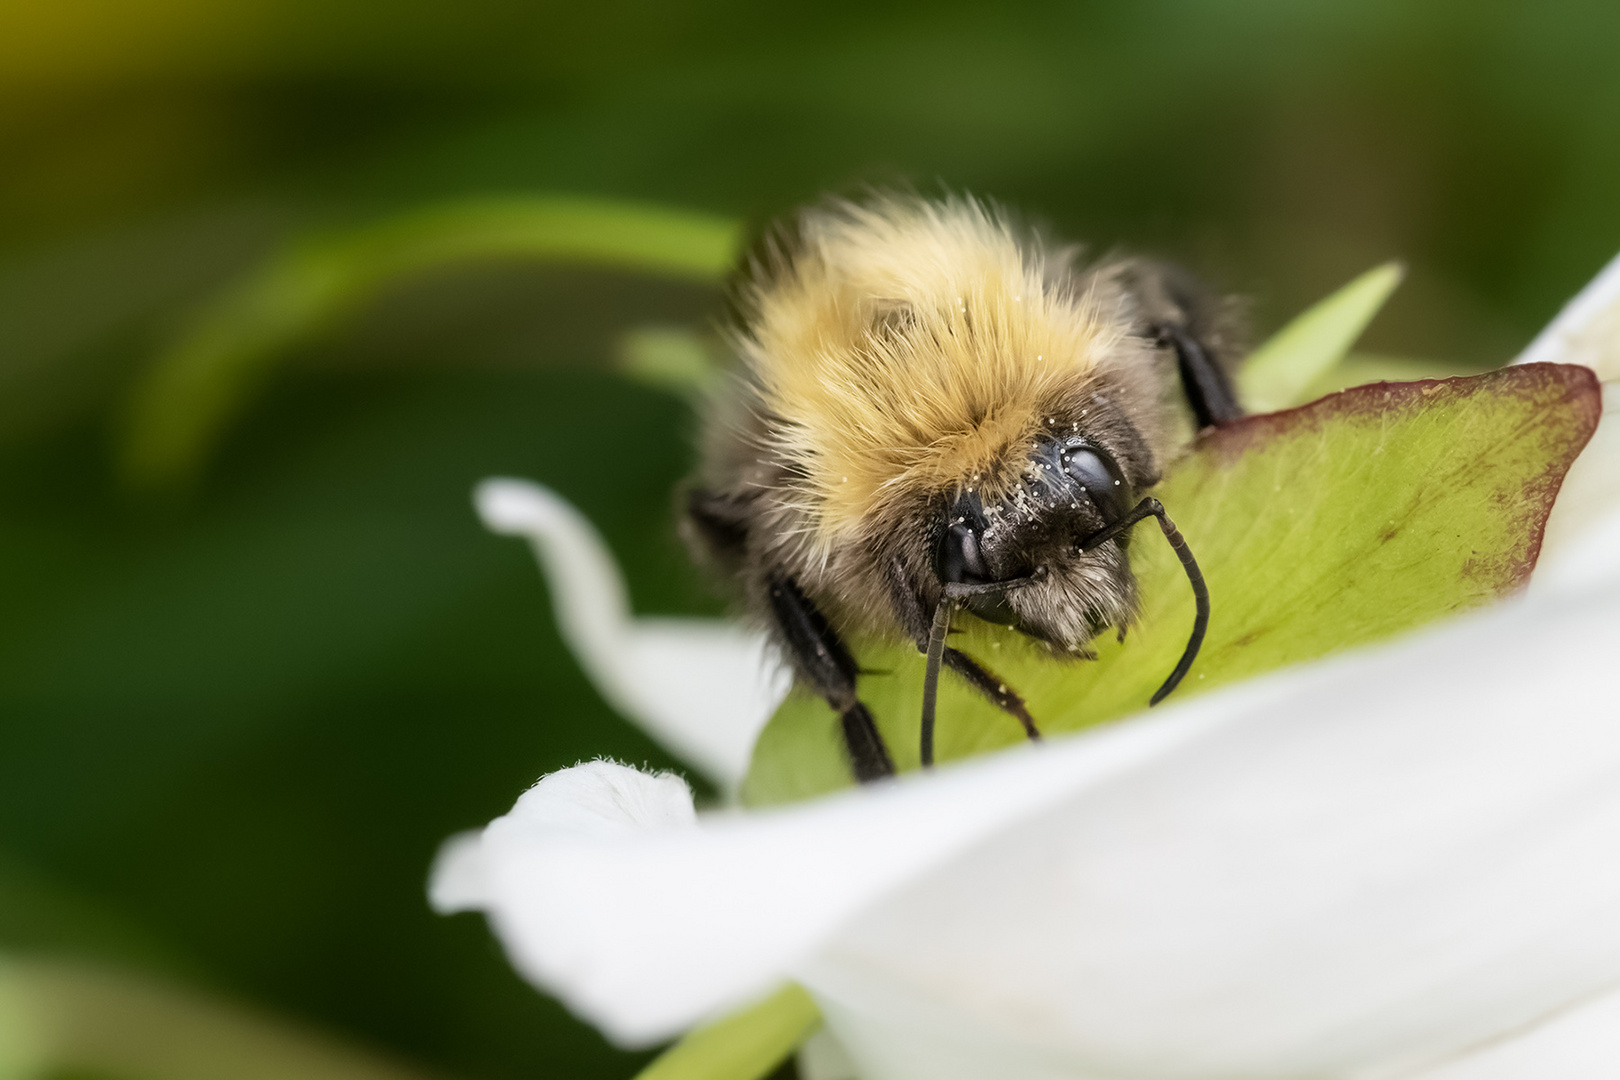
886,557,1041,747
1157,323,1243,429
941,649,1040,741
766,574,894,783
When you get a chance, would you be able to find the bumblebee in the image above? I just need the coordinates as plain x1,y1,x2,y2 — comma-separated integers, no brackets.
684,195,1240,781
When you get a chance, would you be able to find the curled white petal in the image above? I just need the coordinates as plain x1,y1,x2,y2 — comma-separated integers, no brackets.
475,478,789,788
496,758,697,835
428,762,696,915
428,760,702,1039
1516,249,1620,379
445,577,1620,1072
432,694,1241,1046
426,831,487,913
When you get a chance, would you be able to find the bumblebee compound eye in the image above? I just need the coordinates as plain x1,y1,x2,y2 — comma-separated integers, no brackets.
936,519,992,585
1062,445,1129,523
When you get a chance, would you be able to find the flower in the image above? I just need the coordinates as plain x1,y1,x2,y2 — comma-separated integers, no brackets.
472,478,788,790
434,252,1620,1079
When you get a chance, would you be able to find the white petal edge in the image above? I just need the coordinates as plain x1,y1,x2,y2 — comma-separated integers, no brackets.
430,761,698,915
426,830,487,914
443,574,1620,1072
429,674,1279,1046
474,478,789,788
1516,249,1620,379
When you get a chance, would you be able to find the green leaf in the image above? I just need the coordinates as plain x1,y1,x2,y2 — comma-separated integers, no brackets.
118,197,741,492
631,984,820,1080
1238,262,1405,413
743,364,1600,807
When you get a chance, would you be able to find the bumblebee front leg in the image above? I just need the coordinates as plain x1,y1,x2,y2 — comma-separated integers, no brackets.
765,575,895,783
937,649,1039,741
886,558,1041,748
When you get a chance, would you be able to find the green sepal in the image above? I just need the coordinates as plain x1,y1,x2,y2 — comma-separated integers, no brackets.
1239,262,1404,413
632,984,821,1080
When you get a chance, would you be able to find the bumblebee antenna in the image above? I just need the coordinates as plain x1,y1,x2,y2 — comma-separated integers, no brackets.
1079,497,1209,706
920,569,1047,768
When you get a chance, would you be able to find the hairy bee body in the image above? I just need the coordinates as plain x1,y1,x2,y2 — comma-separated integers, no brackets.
685,195,1240,780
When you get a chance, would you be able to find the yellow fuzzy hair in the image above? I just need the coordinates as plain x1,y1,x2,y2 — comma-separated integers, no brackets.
736,196,1118,545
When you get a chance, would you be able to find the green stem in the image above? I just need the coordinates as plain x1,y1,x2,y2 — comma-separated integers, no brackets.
119,195,741,492
632,984,821,1080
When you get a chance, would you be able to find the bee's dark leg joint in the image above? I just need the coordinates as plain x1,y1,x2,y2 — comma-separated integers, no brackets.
766,573,895,781
1156,323,1243,429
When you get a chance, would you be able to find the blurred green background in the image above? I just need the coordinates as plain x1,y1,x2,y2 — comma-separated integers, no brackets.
2,1,1617,1077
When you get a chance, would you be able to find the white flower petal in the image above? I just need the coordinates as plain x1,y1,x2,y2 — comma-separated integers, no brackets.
446,577,1620,1072
802,581,1620,1080
474,478,788,787
1516,250,1620,379
450,256,1620,1073
499,758,698,837
428,762,696,915
425,831,487,913
1535,383,1620,592
1419,986,1620,1080
433,690,1247,1045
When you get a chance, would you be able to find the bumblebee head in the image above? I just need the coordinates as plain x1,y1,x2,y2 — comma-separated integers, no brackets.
932,435,1137,644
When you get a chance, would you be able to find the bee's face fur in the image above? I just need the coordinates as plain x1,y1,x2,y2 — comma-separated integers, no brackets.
929,422,1153,654
684,192,1237,778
